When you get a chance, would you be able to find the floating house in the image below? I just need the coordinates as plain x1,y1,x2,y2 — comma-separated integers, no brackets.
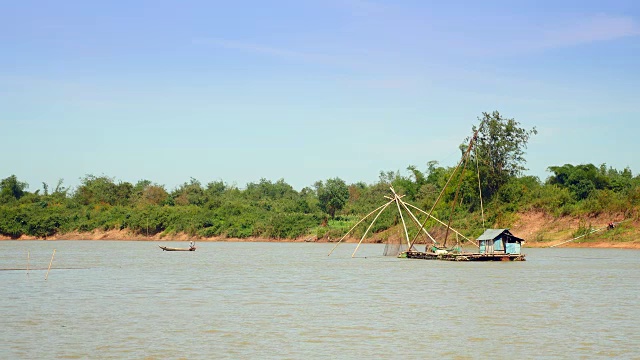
402,228,526,261
477,229,524,255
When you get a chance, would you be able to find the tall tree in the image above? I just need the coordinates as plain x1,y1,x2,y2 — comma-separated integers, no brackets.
315,177,349,218
0,175,28,203
74,175,118,205
142,184,169,206
468,111,537,198
171,178,205,206
547,163,611,200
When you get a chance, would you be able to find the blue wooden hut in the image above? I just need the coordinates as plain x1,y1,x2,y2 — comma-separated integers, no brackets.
477,229,524,255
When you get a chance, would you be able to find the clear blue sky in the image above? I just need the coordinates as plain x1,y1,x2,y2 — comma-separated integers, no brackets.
2,0,639,191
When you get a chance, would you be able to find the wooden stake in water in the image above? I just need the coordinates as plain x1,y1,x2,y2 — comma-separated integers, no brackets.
27,250,30,277
45,249,56,280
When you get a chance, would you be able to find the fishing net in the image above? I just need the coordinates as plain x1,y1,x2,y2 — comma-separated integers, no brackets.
383,236,408,256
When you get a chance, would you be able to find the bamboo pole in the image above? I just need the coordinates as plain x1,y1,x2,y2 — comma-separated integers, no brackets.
548,227,604,248
548,219,629,248
443,134,475,247
404,202,478,247
397,198,436,245
408,158,465,250
27,250,30,277
390,188,411,249
328,199,395,256
45,249,56,281
475,146,486,230
409,128,480,250
351,201,394,258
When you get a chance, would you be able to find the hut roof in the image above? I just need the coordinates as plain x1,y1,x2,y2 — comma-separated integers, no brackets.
477,229,509,241
476,229,524,242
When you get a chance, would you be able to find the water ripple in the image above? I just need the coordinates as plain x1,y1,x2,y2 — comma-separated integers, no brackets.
0,242,638,359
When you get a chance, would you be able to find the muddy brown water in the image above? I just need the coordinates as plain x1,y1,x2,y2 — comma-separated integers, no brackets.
1,241,638,359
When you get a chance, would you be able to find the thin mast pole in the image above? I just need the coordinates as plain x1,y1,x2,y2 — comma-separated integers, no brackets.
407,157,464,250
328,198,396,256
397,198,437,244
408,131,479,251
548,219,629,248
351,201,394,257
443,138,475,247
549,227,603,247
475,146,486,230
408,122,484,251
45,249,56,281
390,188,411,249
404,202,478,247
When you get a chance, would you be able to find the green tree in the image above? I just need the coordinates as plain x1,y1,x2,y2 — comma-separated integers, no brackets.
547,163,610,200
603,164,633,192
0,175,28,203
376,166,426,202
171,178,206,206
469,111,537,199
74,175,119,205
245,178,297,201
135,182,169,206
205,180,228,197
45,179,69,205
115,182,134,206
315,177,349,219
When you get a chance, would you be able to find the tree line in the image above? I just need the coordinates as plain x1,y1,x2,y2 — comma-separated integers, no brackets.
2,111,639,240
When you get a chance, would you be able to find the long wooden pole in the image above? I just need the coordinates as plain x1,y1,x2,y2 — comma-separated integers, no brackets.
548,227,604,248
390,188,411,249
397,198,437,245
408,157,465,250
351,201,394,258
548,220,628,248
328,199,395,256
475,146,486,230
409,127,480,250
45,249,56,281
443,131,479,246
27,250,30,277
404,202,478,247
443,140,474,247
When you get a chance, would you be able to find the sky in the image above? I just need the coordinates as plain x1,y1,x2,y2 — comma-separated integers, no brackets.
2,0,639,192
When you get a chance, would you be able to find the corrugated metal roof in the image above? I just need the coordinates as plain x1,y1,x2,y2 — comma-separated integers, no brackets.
476,228,510,241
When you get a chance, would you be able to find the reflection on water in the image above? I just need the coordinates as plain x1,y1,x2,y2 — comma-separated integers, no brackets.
1,241,639,359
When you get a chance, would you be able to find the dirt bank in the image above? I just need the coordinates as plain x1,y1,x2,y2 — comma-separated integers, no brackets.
509,212,640,249
2,212,639,249
0,229,331,243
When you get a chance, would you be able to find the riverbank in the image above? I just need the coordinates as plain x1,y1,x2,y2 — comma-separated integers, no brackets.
2,229,639,248
2,212,638,249
508,211,640,249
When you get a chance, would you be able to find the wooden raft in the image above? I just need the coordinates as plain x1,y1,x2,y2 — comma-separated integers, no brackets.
405,251,525,261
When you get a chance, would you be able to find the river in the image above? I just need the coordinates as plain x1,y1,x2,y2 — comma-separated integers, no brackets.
1,241,638,359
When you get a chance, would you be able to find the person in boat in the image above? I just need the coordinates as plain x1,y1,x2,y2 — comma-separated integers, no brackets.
189,241,196,250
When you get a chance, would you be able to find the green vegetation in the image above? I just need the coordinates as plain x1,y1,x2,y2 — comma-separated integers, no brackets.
2,112,639,241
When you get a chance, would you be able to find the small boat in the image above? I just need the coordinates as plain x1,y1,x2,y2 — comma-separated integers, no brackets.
158,245,196,251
